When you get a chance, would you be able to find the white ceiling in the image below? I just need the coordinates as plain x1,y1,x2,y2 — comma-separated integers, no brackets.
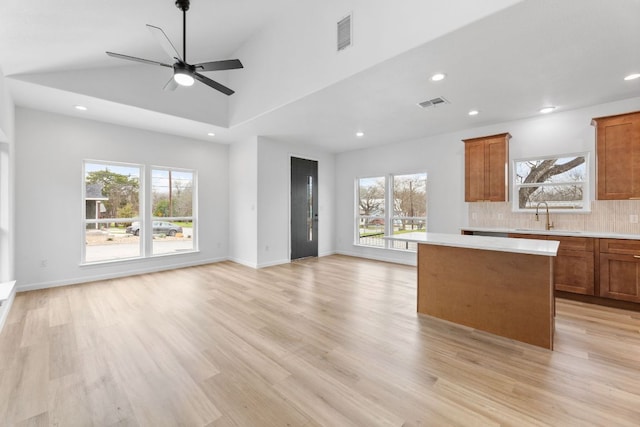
1,0,639,153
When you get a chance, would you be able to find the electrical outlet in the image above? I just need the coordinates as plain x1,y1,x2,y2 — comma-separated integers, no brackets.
631,214,638,224
472,212,478,220
497,213,504,220
40,259,48,268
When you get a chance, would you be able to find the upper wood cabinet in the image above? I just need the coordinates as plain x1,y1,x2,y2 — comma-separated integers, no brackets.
592,111,640,200
463,133,511,202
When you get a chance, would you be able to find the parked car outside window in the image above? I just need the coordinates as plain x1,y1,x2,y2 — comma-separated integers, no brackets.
125,221,183,236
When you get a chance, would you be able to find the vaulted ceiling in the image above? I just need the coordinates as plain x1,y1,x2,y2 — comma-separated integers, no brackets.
1,0,639,152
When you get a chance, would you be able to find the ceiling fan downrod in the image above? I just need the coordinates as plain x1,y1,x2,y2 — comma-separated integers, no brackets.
175,0,190,61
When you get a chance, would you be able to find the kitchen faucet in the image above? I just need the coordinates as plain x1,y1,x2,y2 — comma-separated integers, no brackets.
535,201,554,230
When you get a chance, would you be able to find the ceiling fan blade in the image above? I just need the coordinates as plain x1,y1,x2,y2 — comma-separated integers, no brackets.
163,76,179,91
193,72,235,96
146,24,183,62
106,51,173,68
193,59,244,72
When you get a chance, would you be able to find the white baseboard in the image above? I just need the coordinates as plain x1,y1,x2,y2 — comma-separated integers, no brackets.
257,259,290,268
227,257,258,269
334,249,416,266
0,285,17,334
17,257,228,292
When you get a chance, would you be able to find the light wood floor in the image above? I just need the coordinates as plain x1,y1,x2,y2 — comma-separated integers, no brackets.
1,255,640,426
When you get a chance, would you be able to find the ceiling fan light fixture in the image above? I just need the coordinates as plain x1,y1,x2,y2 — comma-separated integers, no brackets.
174,71,195,86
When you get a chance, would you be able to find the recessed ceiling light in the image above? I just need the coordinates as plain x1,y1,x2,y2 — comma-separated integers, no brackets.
624,73,640,81
356,132,364,137
468,110,479,116
207,132,216,137
430,73,446,82
74,105,87,111
539,106,556,114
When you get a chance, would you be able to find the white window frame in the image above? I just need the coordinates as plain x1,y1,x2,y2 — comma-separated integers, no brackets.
512,152,590,213
355,172,427,251
355,176,386,249
150,166,198,255
82,160,198,265
82,160,143,264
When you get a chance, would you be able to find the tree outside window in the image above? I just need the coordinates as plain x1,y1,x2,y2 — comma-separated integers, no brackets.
357,177,385,247
83,162,141,262
514,155,587,211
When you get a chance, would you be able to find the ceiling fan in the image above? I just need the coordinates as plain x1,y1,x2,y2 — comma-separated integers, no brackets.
106,0,243,95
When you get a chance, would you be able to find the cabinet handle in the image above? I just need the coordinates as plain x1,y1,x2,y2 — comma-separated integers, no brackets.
634,255,640,259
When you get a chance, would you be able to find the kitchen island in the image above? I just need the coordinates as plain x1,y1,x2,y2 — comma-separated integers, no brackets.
386,233,559,349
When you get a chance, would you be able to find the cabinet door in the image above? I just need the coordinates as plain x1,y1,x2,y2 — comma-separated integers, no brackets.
555,250,595,295
509,234,595,295
485,136,508,201
463,133,510,202
594,112,640,200
599,253,640,302
465,140,486,202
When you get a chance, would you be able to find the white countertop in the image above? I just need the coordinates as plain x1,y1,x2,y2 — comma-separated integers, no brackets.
385,232,559,256
461,227,640,240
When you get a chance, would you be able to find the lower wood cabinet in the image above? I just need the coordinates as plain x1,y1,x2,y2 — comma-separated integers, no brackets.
555,249,595,295
473,232,640,305
599,239,640,303
508,234,595,295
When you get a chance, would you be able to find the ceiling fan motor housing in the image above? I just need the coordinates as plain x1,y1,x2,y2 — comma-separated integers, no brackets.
175,0,190,12
174,62,195,75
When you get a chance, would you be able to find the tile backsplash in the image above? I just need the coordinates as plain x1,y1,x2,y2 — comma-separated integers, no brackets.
468,200,640,235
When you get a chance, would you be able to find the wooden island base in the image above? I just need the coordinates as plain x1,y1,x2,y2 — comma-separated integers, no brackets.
418,243,555,349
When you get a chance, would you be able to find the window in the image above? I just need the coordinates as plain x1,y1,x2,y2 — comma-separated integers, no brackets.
391,173,427,250
357,177,385,247
82,161,196,264
513,154,588,212
356,172,427,251
151,168,195,255
83,161,141,263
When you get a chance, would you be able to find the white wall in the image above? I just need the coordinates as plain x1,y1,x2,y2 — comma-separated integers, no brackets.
257,137,335,268
14,108,229,291
228,136,258,267
229,0,521,126
335,97,640,265
16,66,229,127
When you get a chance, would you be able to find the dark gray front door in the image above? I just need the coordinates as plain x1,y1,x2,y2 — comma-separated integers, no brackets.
291,157,318,260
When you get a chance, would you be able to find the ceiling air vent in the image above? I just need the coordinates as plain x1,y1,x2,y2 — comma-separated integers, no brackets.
418,97,450,108
337,14,352,51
